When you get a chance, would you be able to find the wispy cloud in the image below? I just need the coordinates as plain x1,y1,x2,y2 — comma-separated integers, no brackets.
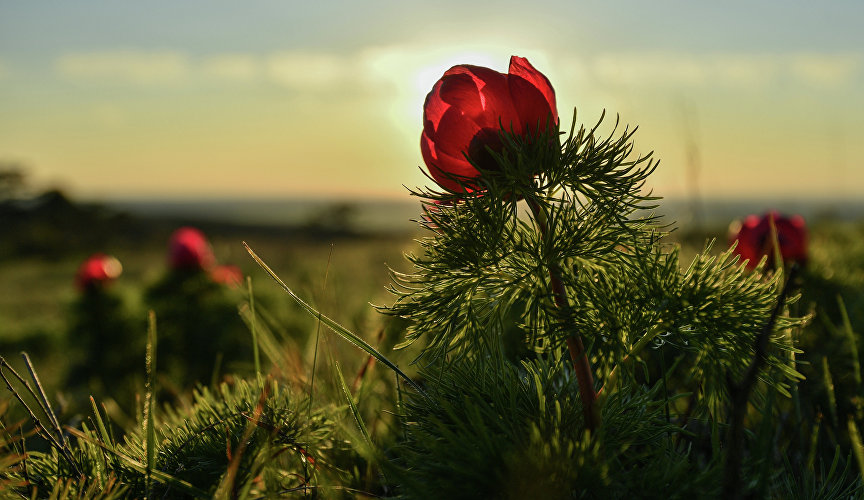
266,51,350,89
573,51,861,89
591,53,709,86
56,50,189,84
53,49,363,90
788,53,862,87
200,54,261,82
51,48,863,92
710,54,780,87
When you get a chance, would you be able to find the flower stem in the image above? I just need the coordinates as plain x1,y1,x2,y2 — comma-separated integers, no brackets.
528,199,599,431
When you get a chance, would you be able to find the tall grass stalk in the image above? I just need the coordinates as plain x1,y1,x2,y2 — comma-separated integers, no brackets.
144,311,157,498
246,276,262,387
837,295,861,386
308,244,334,420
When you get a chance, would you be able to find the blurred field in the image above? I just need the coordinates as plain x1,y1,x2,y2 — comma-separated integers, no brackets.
0,221,420,342
0,193,423,414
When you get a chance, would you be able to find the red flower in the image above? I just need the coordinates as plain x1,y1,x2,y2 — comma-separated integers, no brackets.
209,264,243,288
421,56,558,193
75,253,122,291
169,227,216,271
729,211,808,270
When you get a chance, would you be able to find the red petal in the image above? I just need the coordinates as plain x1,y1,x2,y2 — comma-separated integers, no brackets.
743,215,760,227
509,56,557,125
421,131,478,193
449,65,520,133
431,106,482,158
733,222,762,269
775,217,808,262
422,79,448,137
509,74,557,135
438,72,483,117
790,215,806,229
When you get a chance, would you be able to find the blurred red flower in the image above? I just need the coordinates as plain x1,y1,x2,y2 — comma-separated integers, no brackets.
209,264,243,288
75,253,122,291
169,227,216,271
421,56,558,193
729,211,808,270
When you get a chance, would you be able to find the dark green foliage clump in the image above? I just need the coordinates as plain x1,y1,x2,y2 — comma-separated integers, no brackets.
390,357,592,499
145,270,253,394
391,356,726,499
66,287,142,411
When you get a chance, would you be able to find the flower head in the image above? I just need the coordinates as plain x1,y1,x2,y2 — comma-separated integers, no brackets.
169,227,216,271
75,253,123,291
729,211,808,270
421,56,558,193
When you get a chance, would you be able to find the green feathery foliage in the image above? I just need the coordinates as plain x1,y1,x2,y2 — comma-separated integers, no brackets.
383,111,813,497
389,355,727,499
387,111,803,395
12,377,346,498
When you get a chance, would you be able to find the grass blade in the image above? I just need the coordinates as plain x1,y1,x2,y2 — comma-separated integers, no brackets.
21,353,66,450
244,242,424,395
89,397,113,450
335,361,373,456
822,357,838,429
309,244,333,423
847,416,864,479
144,311,158,498
837,295,861,386
0,356,81,475
246,276,263,387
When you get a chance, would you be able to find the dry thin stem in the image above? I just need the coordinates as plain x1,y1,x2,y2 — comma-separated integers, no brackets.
723,264,799,499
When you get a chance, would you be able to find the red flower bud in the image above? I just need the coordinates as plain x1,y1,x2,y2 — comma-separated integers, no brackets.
169,227,216,271
729,211,808,270
421,56,558,193
75,253,122,291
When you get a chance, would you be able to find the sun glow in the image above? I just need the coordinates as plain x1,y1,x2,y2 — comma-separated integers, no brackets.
359,45,518,173
412,51,500,95
364,45,513,115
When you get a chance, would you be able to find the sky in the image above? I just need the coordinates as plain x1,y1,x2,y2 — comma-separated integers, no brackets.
0,1,861,202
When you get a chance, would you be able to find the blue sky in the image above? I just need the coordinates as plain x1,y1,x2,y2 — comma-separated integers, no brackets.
1,1,861,200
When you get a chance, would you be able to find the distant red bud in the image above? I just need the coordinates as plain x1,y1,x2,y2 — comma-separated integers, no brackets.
729,211,808,270
75,253,122,291
169,227,216,271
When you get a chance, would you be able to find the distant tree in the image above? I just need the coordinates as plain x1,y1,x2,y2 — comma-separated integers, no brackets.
302,202,358,235
0,162,27,201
